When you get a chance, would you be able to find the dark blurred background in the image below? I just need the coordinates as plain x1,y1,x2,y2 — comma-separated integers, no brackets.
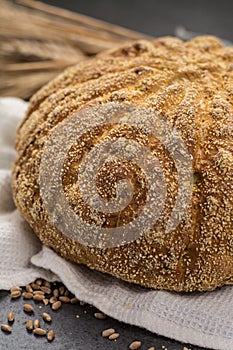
44,0,233,42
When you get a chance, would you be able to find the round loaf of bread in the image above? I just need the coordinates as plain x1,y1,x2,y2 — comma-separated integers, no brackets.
12,36,233,291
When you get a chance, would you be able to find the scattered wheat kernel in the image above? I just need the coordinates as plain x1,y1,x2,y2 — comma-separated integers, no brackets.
1,324,12,333
43,298,49,306
52,301,61,311
47,329,55,341
102,328,115,337
43,312,52,322
109,333,120,340
11,290,21,299
25,284,33,293
33,290,44,296
94,312,106,320
64,289,69,297
33,294,44,301
129,341,142,349
23,292,33,300
43,281,51,288
53,289,59,297
35,279,43,286
183,347,189,350
59,296,70,303
10,287,22,292
49,296,57,304
7,312,14,322
33,328,46,336
80,301,86,306
33,319,40,329
71,298,79,304
23,304,34,313
148,347,155,350
40,286,51,294
59,286,65,295
26,320,33,331
30,283,40,290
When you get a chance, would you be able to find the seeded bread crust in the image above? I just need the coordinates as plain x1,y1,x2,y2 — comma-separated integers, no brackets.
12,36,233,291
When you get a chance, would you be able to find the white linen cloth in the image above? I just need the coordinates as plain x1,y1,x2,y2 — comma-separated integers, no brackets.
0,97,232,350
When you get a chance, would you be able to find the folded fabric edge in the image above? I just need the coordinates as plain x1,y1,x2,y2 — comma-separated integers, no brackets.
31,247,231,350
0,267,58,290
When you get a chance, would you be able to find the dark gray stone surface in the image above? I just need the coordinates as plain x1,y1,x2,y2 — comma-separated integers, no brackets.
0,288,207,350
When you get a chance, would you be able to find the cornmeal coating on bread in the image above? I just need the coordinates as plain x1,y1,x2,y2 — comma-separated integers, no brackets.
12,36,233,291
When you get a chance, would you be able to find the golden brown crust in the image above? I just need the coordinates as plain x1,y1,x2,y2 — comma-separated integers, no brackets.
12,36,233,291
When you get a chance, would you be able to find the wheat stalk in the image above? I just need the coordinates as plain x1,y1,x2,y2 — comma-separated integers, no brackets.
0,0,150,99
